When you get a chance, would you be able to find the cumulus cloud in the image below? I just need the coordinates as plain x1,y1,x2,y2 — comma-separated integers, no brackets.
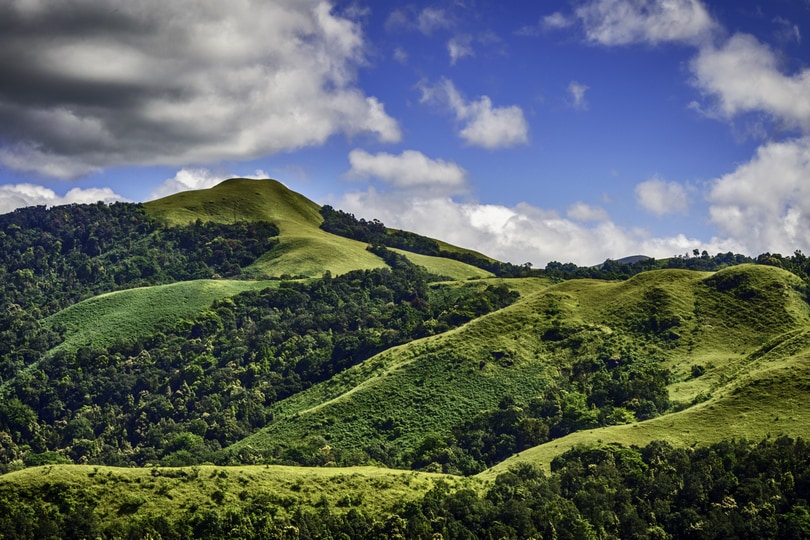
0,184,127,214
635,178,689,215
568,81,590,110
420,79,529,149
334,189,730,266
567,202,609,222
0,0,400,179
576,0,717,46
346,149,467,191
448,35,474,65
690,33,810,131
708,137,810,255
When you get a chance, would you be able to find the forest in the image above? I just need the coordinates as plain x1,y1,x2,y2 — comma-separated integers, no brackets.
3,197,810,539
2,436,809,539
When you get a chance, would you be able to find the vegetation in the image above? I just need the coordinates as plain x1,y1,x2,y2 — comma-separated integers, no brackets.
0,201,278,316
3,437,810,539
0,251,518,468
4,179,810,537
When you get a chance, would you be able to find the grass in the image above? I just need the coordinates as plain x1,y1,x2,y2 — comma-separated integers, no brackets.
45,279,278,354
0,463,475,526
232,264,810,476
391,248,493,280
144,178,492,280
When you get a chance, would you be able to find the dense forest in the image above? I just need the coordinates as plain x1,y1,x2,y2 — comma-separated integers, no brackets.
4,198,810,539
0,247,519,469
3,436,810,539
0,202,279,316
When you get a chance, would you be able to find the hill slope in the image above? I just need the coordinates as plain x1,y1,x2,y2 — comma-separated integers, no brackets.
231,264,810,472
145,178,490,280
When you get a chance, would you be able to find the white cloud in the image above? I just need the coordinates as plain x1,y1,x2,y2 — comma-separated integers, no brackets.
420,79,529,149
417,7,451,35
0,0,400,179
148,168,270,200
576,0,717,46
393,47,408,64
635,178,689,215
448,35,474,65
568,81,590,109
690,33,810,131
567,202,609,222
334,188,730,266
545,12,573,30
515,11,573,37
773,16,801,45
708,137,810,255
346,149,467,190
0,184,127,214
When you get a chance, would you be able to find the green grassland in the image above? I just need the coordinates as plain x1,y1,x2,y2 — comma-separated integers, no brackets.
390,248,494,280
144,178,490,280
231,264,810,473
45,279,279,354
0,463,471,528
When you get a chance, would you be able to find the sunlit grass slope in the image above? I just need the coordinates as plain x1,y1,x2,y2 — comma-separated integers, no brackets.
0,464,471,525
479,264,810,475
231,277,557,455
233,265,810,472
391,248,493,280
45,280,277,353
144,178,492,279
145,178,386,277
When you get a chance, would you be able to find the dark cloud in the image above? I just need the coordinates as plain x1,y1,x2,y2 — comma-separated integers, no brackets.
0,0,400,178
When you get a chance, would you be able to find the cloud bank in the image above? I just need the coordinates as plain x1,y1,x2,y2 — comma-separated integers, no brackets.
0,184,126,214
0,0,400,178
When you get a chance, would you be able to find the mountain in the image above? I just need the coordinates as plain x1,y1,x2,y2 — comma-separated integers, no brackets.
2,178,810,538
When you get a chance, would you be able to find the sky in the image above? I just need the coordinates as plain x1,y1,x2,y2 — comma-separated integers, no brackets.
1,0,809,267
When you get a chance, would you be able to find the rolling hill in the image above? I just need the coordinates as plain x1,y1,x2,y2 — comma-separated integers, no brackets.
2,178,810,538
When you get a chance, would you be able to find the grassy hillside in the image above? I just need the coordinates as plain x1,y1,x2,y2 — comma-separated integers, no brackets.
45,279,279,354
144,178,490,279
231,264,810,471
0,463,471,531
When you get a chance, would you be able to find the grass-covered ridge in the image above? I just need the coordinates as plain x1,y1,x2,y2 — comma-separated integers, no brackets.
0,463,471,538
45,279,279,354
144,178,490,280
231,264,810,472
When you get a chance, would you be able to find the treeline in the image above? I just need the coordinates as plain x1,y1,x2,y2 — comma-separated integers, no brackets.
0,254,518,469
0,202,279,316
3,437,810,539
320,205,532,277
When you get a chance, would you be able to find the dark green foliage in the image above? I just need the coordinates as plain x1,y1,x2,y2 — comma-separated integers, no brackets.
409,355,671,473
0,261,518,468
3,437,810,539
545,251,756,281
0,202,279,317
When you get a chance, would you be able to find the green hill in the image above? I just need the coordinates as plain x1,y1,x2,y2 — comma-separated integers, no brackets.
5,179,810,537
231,264,810,472
144,178,489,280
45,279,279,354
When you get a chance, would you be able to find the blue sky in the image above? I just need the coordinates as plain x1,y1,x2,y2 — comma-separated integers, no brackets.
1,0,809,266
